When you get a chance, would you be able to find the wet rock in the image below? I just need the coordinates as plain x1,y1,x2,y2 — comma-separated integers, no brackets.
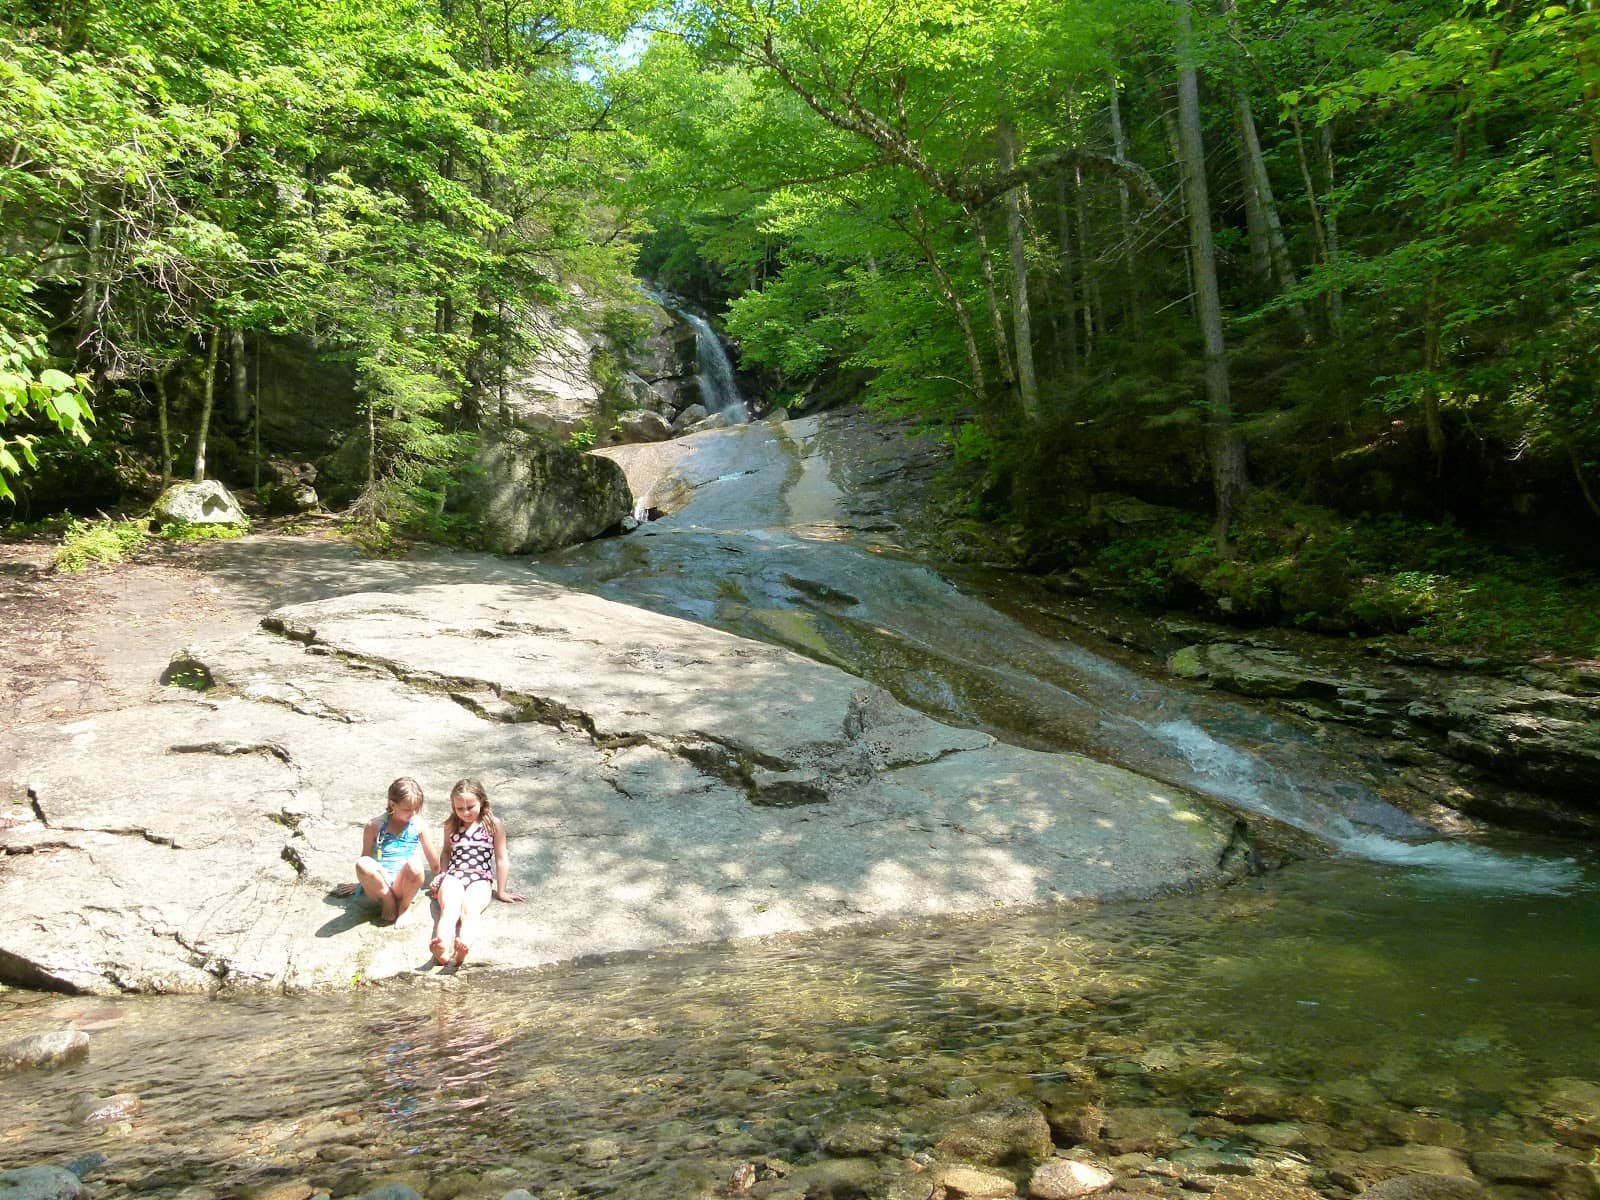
1328,1147,1476,1191
1209,1083,1330,1125
823,1122,900,1155
0,1167,83,1200
1469,1150,1572,1186
933,1164,1018,1198
1353,1175,1485,1200
354,1185,424,1200
74,1092,141,1125
1027,1157,1115,1198
246,1184,317,1200
1167,644,1347,700
1169,1148,1259,1177
787,1157,884,1198
152,480,248,528
1099,1108,1192,1155
1542,1078,1600,1147
935,1099,1053,1166
0,1031,90,1072
573,1138,623,1167
1378,1113,1468,1149
670,403,708,433
1555,1164,1600,1200
1204,1182,1322,1200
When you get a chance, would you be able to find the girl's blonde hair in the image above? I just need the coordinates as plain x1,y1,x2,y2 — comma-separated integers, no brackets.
387,776,424,811
444,777,492,840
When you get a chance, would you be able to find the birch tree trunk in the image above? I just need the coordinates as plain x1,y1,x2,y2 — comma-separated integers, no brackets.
998,120,1039,420
192,327,221,483
1107,75,1142,336
1174,0,1248,552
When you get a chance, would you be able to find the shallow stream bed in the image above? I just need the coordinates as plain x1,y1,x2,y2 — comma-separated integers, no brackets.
4,841,1596,1198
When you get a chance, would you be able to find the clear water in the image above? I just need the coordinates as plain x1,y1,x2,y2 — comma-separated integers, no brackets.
4,847,1597,1198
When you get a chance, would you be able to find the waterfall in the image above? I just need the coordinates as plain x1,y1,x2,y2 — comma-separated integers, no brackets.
679,309,748,423
647,289,749,423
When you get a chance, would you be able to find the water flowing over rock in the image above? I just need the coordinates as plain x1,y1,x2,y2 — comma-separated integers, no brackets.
0,1030,89,1072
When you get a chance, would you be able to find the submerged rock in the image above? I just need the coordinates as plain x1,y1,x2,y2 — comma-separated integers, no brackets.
0,1030,89,1072
0,1168,82,1200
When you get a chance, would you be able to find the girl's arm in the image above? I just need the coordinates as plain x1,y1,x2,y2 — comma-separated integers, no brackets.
491,816,524,903
421,826,442,875
360,818,378,860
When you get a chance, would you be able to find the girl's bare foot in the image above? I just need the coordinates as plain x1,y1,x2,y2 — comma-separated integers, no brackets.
451,939,469,966
429,937,448,965
379,891,398,925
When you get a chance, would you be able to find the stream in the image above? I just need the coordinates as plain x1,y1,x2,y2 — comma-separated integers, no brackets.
4,416,1598,1199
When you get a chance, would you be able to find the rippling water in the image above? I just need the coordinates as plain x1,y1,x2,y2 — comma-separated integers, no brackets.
4,845,1595,1198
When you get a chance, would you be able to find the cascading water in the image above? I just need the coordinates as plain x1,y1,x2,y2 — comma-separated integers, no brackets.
646,287,748,423
678,309,748,423
566,417,1585,895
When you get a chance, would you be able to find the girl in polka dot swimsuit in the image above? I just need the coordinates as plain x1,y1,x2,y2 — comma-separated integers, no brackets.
429,778,523,966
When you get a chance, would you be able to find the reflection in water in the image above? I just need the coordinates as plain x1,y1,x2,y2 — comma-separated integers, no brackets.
2,852,1596,1197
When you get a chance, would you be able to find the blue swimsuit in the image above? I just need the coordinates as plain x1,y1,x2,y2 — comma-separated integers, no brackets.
372,816,423,883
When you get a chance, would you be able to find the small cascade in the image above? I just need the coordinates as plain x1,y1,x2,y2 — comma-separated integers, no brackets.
678,309,749,423
647,288,749,423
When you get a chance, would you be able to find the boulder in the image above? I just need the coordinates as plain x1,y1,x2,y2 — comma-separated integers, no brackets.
670,403,709,433
0,1168,83,1200
1354,1176,1484,1200
934,1165,1018,1198
612,410,673,444
1028,1158,1115,1199
466,425,633,554
151,480,248,528
936,1100,1054,1166
0,1030,90,1072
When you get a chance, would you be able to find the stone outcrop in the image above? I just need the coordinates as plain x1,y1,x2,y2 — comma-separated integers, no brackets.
1166,638,1600,803
1,577,1238,995
466,425,633,554
151,480,248,528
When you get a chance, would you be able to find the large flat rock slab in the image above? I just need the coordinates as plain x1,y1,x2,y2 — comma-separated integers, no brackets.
2,580,1237,994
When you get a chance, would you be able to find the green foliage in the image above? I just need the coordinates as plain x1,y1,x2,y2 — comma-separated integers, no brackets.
568,420,599,450
54,518,148,573
157,520,249,544
0,331,94,502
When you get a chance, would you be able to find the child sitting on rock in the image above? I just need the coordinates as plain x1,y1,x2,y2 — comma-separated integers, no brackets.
352,776,440,924
429,778,523,965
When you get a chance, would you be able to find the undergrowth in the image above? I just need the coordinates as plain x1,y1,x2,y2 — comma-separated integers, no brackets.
1091,494,1600,657
54,518,147,572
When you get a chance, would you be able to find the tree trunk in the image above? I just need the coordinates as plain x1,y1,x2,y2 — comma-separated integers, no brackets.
1234,88,1311,339
1073,159,1101,358
154,368,173,488
1174,0,1248,552
971,212,1019,402
231,326,249,423
1161,109,1197,319
1319,125,1344,332
1056,175,1080,373
998,120,1039,420
192,328,221,483
1106,75,1142,336
904,205,990,419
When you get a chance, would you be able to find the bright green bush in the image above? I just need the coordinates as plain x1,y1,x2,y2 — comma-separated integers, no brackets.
54,518,147,572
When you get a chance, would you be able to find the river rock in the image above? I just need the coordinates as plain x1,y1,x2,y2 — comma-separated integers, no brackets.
466,425,632,554
1028,1158,1115,1199
1541,1079,1600,1147
152,480,248,528
0,1031,89,1071
354,1186,423,1200
0,1168,82,1200
1099,1108,1192,1154
1352,1175,1485,1200
1470,1151,1572,1186
822,1121,899,1155
1329,1147,1475,1191
936,1099,1054,1166
933,1164,1018,1198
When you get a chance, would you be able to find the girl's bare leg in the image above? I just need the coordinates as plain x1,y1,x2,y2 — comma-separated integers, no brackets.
452,880,493,965
355,857,395,923
389,860,424,923
432,876,465,964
